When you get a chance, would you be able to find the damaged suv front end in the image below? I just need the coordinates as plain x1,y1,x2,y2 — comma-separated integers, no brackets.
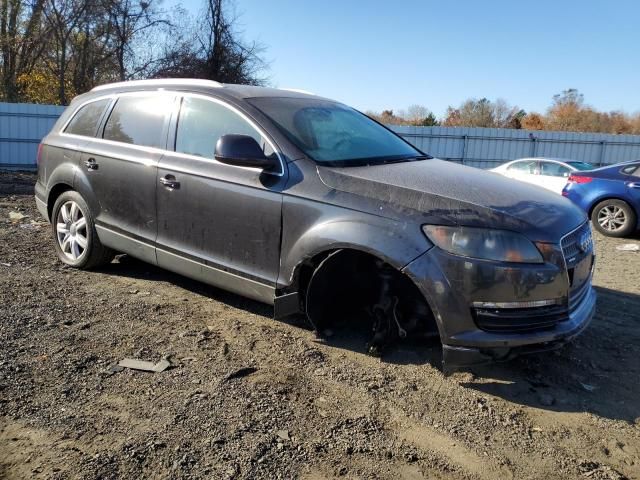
247,95,597,370
404,222,595,368
311,163,596,370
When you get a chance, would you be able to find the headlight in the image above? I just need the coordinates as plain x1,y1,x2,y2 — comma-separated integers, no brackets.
422,225,544,263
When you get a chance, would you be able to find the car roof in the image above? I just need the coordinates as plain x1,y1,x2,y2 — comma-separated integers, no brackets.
511,157,585,164
590,159,640,171
88,79,325,102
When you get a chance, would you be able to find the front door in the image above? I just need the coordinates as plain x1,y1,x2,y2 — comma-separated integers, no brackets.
155,95,286,303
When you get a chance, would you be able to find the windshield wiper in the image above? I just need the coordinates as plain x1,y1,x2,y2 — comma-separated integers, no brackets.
377,155,432,165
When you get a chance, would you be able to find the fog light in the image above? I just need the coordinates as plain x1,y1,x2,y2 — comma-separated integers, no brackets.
472,299,562,309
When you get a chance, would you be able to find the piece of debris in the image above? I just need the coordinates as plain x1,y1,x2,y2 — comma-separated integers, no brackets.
0,262,11,267
223,366,257,381
104,364,125,376
580,382,598,392
9,211,27,222
615,243,639,252
276,430,290,441
19,223,40,230
118,358,171,373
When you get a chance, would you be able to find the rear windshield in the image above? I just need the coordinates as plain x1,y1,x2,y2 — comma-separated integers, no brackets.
247,97,427,167
566,161,594,171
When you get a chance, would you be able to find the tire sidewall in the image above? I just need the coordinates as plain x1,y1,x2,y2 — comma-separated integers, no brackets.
51,191,95,267
591,200,636,237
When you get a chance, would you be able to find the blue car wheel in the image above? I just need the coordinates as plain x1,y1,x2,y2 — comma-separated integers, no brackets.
591,199,637,237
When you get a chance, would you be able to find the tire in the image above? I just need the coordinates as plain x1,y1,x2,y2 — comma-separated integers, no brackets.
51,191,114,268
590,199,637,237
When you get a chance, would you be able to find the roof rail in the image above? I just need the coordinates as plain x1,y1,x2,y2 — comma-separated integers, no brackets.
279,87,316,96
91,79,224,92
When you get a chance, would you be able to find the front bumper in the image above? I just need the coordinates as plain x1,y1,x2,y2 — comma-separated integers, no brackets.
402,242,595,369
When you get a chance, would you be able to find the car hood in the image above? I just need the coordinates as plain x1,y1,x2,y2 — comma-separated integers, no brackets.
317,159,586,243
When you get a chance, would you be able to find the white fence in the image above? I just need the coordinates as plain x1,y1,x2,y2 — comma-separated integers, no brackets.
2,102,640,170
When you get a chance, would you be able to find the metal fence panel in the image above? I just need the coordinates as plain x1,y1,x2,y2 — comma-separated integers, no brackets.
391,125,640,168
0,102,65,169
2,102,640,170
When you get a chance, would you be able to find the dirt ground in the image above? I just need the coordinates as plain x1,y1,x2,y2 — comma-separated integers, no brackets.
0,171,639,480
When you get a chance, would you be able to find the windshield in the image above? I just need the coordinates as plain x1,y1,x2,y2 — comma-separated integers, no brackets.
247,97,428,166
566,161,594,171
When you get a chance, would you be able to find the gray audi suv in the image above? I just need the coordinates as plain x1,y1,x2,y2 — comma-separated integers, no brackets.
35,79,596,369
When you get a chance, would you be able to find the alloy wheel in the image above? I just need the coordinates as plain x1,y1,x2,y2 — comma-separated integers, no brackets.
56,201,88,260
597,205,627,232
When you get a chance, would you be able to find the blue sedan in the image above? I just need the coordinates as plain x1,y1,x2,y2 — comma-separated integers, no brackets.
562,161,640,237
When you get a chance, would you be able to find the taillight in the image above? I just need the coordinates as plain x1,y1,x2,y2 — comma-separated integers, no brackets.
567,174,592,184
36,143,44,165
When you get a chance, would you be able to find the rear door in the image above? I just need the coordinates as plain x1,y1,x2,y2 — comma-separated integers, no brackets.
155,94,287,303
538,161,572,194
623,164,640,212
76,92,175,263
505,160,539,186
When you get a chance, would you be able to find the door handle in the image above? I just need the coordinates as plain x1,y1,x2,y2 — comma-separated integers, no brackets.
160,175,180,189
84,157,98,170
628,182,640,189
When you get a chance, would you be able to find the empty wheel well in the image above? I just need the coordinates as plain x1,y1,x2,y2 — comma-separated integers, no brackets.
47,183,73,220
300,249,438,340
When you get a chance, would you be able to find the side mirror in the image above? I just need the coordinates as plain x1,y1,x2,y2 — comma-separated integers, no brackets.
214,134,278,171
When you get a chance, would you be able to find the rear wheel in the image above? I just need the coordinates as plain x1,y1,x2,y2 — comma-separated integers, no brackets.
591,199,636,237
52,191,114,268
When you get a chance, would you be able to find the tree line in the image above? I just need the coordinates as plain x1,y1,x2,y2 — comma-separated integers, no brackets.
367,89,640,135
0,0,266,105
2,7,638,137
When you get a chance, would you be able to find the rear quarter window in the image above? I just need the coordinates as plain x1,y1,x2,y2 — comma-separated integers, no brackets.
621,164,640,176
64,99,111,137
103,95,174,148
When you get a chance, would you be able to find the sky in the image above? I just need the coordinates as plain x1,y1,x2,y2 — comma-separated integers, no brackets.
171,0,640,118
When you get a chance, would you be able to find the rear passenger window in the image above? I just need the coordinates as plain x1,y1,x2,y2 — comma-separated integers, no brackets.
103,95,173,148
176,96,274,159
540,162,571,177
64,99,110,137
622,164,639,176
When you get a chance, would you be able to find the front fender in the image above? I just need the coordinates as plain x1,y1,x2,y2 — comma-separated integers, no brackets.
278,197,432,289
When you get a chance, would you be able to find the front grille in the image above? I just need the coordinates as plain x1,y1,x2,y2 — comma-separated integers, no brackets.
561,222,593,268
472,304,569,333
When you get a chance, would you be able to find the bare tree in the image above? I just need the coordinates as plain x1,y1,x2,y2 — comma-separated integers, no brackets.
153,0,268,85
42,0,90,104
102,0,171,80
1,0,48,101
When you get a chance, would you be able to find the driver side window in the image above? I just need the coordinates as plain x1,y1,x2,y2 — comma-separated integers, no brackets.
175,96,274,159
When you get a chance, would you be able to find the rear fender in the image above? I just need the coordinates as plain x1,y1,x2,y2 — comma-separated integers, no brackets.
73,167,101,222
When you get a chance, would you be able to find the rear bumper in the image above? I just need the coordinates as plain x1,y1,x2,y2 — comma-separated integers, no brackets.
34,181,49,221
